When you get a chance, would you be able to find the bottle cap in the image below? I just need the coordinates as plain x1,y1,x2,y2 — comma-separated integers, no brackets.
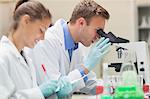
143,84,149,93
96,86,104,94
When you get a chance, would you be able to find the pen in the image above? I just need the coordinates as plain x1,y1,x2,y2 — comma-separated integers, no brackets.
41,64,50,80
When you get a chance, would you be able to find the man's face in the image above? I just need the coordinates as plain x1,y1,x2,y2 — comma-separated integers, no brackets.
79,16,105,47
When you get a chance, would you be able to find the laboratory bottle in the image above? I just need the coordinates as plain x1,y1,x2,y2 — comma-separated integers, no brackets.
143,84,150,99
103,63,117,95
102,63,111,95
96,84,104,99
96,79,104,95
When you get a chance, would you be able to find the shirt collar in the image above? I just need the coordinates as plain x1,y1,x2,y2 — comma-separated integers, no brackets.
62,22,78,50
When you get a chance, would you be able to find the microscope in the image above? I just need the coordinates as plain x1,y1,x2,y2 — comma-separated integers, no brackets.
97,29,150,84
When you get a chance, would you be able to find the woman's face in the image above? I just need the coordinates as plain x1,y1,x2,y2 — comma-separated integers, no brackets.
23,17,51,48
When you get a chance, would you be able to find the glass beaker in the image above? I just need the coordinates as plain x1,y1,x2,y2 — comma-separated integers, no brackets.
120,49,136,72
120,49,140,86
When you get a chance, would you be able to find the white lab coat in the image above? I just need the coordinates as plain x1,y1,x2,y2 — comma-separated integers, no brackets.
28,19,97,99
0,36,44,99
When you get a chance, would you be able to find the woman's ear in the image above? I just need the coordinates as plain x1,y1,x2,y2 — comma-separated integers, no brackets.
21,14,31,25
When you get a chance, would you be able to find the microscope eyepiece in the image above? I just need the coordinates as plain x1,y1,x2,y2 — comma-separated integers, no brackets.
96,29,129,43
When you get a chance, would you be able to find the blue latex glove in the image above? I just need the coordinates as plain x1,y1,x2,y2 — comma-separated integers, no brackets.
56,76,75,97
39,80,58,97
84,37,111,71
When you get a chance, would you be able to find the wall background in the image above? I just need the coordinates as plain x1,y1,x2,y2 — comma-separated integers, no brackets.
0,0,150,78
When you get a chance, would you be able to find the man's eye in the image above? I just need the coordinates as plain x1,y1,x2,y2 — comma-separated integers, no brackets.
40,29,43,33
96,28,102,31
40,28,45,34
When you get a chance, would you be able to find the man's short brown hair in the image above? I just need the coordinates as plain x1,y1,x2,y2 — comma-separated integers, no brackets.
69,0,110,25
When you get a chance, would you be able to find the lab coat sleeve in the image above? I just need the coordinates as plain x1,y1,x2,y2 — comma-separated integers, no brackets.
0,60,44,99
56,69,97,95
67,69,97,95
71,44,97,95
79,71,97,95
67,69,86,90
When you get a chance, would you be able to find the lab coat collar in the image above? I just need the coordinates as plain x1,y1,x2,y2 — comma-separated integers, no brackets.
46,19,71,62
62,22,78,50
45,18,65,45
0,36,29,65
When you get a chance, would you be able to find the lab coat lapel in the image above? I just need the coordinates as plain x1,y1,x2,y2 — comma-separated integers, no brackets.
23,51,37,86
62,41,70,63
0,36,32,79
16,52,33,85
17,51,30,72
55,20,70,63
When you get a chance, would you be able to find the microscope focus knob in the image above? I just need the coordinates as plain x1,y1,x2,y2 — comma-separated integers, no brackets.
140,68,145,71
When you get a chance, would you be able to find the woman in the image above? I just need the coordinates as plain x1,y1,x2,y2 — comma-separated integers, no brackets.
0,0,58,99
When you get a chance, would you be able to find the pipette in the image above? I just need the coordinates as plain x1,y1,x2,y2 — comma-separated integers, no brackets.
55,74,88,92
71,74,88,84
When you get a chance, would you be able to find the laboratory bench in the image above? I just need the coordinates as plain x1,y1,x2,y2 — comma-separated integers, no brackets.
72,94,96,99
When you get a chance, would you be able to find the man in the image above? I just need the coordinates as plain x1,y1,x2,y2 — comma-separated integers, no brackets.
29,0,110,98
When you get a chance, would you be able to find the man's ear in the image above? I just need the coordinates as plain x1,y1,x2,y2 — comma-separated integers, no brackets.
77,17,86,27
